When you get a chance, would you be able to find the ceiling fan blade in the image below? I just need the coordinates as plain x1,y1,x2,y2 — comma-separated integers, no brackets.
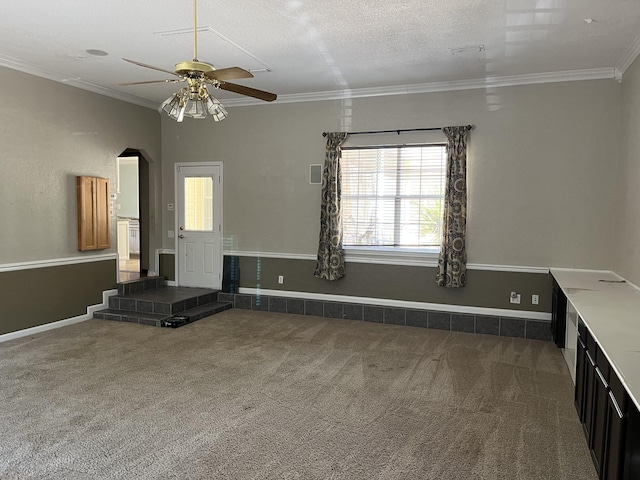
114,79,180,86
218,82,277,102
123,58,179,77
205,67,254,81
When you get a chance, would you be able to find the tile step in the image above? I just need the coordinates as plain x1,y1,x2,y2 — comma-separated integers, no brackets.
117,276,166,295
108,287,219,315
94,301,232,328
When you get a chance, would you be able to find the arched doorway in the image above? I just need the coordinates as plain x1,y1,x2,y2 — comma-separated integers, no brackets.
116,148,150,282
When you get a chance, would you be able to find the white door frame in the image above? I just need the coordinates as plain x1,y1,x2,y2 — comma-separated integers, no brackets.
174,161,223,288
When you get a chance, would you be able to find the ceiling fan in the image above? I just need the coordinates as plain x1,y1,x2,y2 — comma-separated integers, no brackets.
116,0,277,122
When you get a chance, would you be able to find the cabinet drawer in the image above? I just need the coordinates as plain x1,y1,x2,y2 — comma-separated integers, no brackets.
586,329,596,354
609,369,628,414
578,318,586,339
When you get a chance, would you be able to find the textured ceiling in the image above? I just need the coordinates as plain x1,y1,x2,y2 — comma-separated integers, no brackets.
1,0,640,108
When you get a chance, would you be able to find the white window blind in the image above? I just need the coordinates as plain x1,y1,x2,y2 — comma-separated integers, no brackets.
342,144,447,248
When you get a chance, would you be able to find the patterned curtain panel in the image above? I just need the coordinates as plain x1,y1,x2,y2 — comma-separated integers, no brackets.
436,126,472,288
314,132,348,280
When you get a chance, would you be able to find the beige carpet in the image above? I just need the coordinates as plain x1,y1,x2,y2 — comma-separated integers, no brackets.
0,310,597,480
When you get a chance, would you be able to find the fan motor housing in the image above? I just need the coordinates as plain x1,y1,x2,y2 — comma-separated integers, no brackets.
175,61,215,75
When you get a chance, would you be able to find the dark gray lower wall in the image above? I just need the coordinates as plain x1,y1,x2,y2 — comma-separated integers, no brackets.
235,256,552,313
0,259,117,336
160,252,551,313
159,253,175,281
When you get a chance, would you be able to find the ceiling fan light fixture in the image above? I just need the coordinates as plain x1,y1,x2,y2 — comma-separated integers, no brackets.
184,98,205,118
119,0,276,119
177,103,187,123
160,93,184,121
159,83,227,122
203,90,228,122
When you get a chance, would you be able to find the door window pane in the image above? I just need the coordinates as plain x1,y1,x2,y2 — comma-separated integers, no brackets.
184,176,213,231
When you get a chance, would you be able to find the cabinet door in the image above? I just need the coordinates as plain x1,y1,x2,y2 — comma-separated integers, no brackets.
575,336,587,421
624,403,640,480
77,176,110,251
591,366,608,476
77,176,98,251
584,350,597,442
605,390,626,480
551,280,567,348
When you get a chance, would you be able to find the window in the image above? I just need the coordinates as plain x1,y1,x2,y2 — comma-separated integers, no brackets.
342,144,446,249
184,176,214,231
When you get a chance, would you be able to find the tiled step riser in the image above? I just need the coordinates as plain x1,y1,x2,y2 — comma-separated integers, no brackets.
95,302,232,327
95,312,163,327
117,277,165,295
108,292,219,315
97,281,228,328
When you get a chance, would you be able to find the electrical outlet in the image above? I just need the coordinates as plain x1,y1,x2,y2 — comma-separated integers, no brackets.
278,275,284,284
510,291,521,304
532,294,539,305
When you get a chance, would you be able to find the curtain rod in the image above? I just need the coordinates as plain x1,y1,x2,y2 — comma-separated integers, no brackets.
322,125,474,137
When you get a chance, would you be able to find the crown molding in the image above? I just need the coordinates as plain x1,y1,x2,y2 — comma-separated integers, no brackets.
60,77,159,110
617,34,640,77
222,67,617,107
0,54,158,110
0,53,618,110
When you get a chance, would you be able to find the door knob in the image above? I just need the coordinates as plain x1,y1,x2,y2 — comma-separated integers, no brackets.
178,234,185,239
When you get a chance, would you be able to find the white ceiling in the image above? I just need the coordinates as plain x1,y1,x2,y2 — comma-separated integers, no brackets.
2,0,640,109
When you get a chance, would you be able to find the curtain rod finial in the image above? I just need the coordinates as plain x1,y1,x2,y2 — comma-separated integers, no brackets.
322,132,328,137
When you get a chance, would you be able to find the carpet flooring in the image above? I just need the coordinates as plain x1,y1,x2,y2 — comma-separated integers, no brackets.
0,310,598,479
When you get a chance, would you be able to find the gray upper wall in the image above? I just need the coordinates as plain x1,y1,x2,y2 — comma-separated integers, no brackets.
616,57,640,286
161,78,621,270
0,67,161,265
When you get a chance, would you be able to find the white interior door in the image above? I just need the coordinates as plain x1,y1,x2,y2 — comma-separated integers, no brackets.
176,163,223,289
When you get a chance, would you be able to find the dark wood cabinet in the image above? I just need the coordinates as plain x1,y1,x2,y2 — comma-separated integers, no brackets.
592,365,609,475
605,372,628,480
624,403,640,480
553,272,638,480
551,279,567,348
77,176,110,251
584,348,597,442
574,322,636,480
576,323,587,421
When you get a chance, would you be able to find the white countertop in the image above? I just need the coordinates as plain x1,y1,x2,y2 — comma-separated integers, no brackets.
551,268,640,412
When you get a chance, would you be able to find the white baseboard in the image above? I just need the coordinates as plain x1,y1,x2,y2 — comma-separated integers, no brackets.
0,289,118,344
238,287,552,321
